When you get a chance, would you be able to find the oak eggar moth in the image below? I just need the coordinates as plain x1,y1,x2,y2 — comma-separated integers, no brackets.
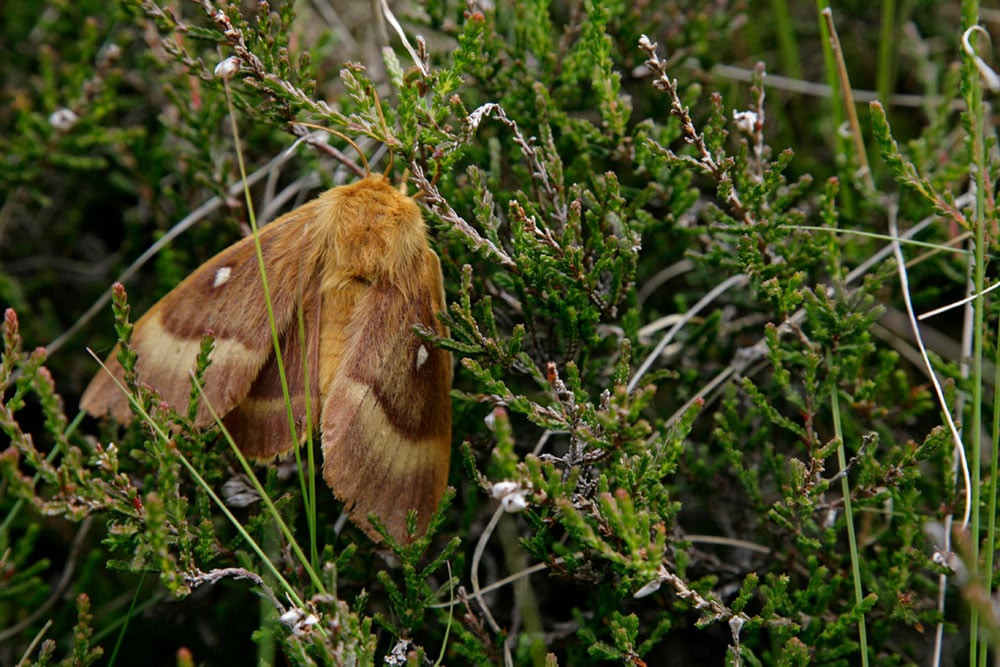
81,175,452,543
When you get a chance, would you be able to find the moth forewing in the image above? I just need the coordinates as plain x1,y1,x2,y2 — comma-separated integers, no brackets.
320,258,452,543
82,175,453,544
80,198,325,432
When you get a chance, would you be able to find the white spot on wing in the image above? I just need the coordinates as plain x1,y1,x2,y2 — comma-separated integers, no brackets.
213,266,232,288
416,344,429,368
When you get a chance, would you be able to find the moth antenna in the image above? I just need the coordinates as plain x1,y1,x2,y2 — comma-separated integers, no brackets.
293,122,370,176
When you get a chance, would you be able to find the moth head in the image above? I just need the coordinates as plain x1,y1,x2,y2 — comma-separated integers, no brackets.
324,175,427,286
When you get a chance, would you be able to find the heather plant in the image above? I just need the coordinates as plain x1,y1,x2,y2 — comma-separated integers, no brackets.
2,1,999,665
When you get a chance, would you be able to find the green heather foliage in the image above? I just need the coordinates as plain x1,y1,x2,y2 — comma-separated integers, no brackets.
2,0,999,665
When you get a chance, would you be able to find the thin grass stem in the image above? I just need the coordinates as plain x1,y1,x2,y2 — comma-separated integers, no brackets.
832,389,869,666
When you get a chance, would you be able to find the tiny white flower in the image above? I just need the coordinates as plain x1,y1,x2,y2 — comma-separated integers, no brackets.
279,607,320,636
729,614,745,638
491,479,531,512
633,578,662,598
279,608,304,626
491,480,519,499
48,108,78,131
98,43,122,65
500,492,527,513
732,110,757,134
214,56,241,80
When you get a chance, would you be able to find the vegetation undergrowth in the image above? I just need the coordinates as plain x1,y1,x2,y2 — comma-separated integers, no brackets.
2,0,999,665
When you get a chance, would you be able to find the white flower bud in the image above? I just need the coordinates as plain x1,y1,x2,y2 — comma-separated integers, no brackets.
279,608,304,626
500,492,527,513
48,108,78,131
732,110,757,134
214,56,241,80
491,480,520,499
633,578,662,598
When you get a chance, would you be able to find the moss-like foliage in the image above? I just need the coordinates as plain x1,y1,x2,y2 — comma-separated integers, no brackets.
2,1,998,665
